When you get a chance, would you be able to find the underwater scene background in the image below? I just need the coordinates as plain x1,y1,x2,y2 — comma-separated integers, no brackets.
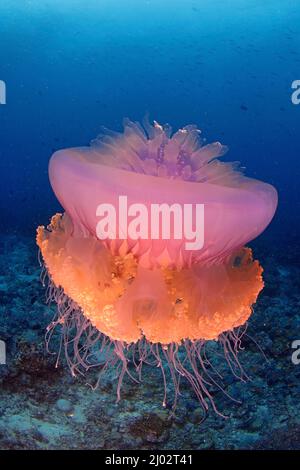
0,0,300,450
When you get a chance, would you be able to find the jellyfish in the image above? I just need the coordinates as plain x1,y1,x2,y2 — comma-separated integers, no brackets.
37,119,277,416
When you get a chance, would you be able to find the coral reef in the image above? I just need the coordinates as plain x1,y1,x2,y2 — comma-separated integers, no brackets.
0,234,299,450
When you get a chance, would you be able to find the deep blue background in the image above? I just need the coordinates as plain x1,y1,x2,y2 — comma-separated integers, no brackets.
0,0,299,243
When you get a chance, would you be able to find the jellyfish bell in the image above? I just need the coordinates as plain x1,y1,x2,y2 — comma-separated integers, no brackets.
37,119,277,415
48,144,277,269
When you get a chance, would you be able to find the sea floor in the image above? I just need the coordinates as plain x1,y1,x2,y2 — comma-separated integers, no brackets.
0,233,300,450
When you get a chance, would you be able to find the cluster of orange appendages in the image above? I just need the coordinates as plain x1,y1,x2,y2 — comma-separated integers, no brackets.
37,213,264,345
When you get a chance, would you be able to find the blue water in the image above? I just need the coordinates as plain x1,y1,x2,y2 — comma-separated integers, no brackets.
0,0,300,450
0,0,299,238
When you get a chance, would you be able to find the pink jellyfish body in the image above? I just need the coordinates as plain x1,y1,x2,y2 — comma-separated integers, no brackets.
37,119,277,416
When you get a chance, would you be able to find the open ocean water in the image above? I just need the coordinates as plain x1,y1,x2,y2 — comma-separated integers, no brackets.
0,0,300,451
